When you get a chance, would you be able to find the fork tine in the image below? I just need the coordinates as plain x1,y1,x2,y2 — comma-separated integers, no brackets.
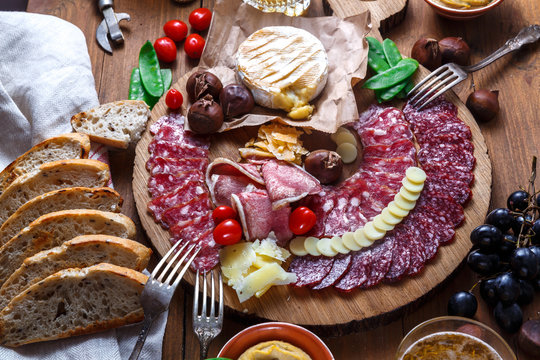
164,244,199,285
417,77,464,110
218,271,224,323
411,74,458,107
157,242,194,283
193,269,200,319
408,68,452,103
209,271,215,318
202,271,208,317
151,241,188,279
407,65,448,97
170,246,201,288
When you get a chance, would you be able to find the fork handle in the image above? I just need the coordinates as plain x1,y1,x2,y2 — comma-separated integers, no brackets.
128,316,155,360
463,24,540,73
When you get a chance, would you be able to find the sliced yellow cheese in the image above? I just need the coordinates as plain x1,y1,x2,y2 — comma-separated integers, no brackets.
373,214,394,231
394,193,416,211
381,207,403,225
317,237,338,257
220,242,257,286
353,228,374,247
289,236,308,256
342,231,362,251
330,127,349,142
406,167,427,184
330,236,350,254
253,238,290,261
336,143,358,164
364,221,386,241
400,187,421,202
304,236,322,256
253,254,282,268
402,177,424,194
237,262,296,303
387,201,410,218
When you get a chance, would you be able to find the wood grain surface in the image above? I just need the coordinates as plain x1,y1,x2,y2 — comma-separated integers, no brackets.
25,0,540,359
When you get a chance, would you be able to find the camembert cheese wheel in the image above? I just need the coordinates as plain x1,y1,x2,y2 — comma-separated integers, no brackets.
236,26,329,120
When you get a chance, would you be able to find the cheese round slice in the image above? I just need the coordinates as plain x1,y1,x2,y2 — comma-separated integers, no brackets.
304,236,321,256
331,236,350,254
373,214,394,231
388,201,409,218
334,128,357,147
381,207,403,225
336,143,358,164
394,193,416,211
402,178,424,194
236,26,329,120
289,236,308,256
406,167,427,184
317,237,338,257
353,228,374,247
330,127,350,142
400,187,421,202
342,231,362,251
364,221,386,241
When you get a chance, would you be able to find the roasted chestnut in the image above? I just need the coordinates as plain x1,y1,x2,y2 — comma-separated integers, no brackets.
186,71,223,103
466,89,499,123
304,150,343,185
439,37,470,66
519,319,540,357
411,38,441,71
219,84,255,119
188,95,224,134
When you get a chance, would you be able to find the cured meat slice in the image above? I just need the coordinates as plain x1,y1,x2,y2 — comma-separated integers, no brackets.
169,212,214,244
416,122,472,145
334,249,372,292
150,114,210,149
300,191,336,238
289,256,334,287
357,182,396,221
407,211,440,261
160,193,212,228
191,230,220,271
359,123,413,147
416,190,465,227
148,180,207,222
418,143,475,171
148,140,208,160
312,254,352,290
362,139,416,160
271,205,294,246
146,157,208,175
425,175,472,205
406,112,463,135
360,238,395,288
423,134,474,153
356,104,387,128
147,170,204,198
403,97,458,119
384,228,411,282
423,162,474,185
354,170,403,192
324,186,368,236
356,107,406,130
261,160,322,209
362,156,416,175
207,174,262,207
232,190,273,241
206,158,264,185
394,215,426,277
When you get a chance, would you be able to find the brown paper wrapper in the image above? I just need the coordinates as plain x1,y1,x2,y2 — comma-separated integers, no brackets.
185,0,371,134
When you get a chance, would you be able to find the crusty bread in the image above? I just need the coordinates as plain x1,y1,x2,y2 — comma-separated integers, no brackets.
0,133,90,195
0,263,147,347
0,235,151,310
0,209,136,287
71,100,151,149
0,187,123,248
0,159,110,226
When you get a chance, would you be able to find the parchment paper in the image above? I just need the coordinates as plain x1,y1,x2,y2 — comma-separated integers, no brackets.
187,0,371,134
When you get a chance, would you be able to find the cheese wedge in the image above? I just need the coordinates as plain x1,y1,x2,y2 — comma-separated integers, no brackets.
236,26,329,120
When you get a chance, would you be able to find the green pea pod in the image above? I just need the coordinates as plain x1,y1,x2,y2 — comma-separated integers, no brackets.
128,67,160,109
161,69,172,91
366,36,390,73
375,81,408,103
382,38,402,67
363,58,418,90
397,79,415,99
139,41,164,97
204,358,232,360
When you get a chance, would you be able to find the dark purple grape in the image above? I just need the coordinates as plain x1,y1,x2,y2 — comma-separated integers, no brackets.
496,273,520,305
510,247,539,279
529,245,540,261
498,234,518,259
531,219,540,245
532,277,540,291
448,291,477,318
470,224,503,252
485,208,514,232
512,213,533,236
517,279,535,305
507,190,530,212
480,278,499,307
494,302,523,333
467,250,500,275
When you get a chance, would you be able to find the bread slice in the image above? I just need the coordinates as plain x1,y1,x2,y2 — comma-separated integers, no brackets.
0,209,136,287
0,159,110,225
0,187,123,247
71,100,151,149
0,133,90,195
0,235,151,310
0,263,147,347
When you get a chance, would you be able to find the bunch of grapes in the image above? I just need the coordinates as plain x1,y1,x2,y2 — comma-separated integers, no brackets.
448,158,540,333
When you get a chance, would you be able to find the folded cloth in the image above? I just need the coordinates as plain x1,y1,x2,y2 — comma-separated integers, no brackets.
0,12,167,359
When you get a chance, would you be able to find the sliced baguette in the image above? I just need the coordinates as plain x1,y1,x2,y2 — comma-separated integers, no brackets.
0,209,136,287
0,263,147,347
0,159,110,225
0,187,123,247
71,100,151,149
0,235,151,310
0,133,90,195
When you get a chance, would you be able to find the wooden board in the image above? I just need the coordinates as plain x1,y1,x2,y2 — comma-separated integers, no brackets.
133,0,492,331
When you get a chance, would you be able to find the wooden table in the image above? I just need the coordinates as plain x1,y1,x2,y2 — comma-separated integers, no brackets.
24,0,540,358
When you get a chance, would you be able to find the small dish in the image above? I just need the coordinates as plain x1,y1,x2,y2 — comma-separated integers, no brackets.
218,322,334,360
424,0,505,20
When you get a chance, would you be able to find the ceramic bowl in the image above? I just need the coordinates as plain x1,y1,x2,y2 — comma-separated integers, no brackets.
424,0,505,20
218,322,334,360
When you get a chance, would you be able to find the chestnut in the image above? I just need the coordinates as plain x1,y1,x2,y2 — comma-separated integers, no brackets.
304,150,343,185
186,71,223,103
219,84,255,119
439,37,470,66
411,38,441,71
188,95,224,134
466,89,499,123
518,319,540,357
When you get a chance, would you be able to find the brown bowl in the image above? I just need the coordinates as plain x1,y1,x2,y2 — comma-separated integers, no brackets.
424,0,505,20
218,322,334,360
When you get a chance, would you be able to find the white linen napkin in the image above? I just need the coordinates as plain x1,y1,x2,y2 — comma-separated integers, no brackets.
0,12,168,359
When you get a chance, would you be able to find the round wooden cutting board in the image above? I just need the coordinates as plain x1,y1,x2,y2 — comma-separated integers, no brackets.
133,0,492,332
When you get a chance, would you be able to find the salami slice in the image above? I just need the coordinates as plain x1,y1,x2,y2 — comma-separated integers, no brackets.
425,175,472,205
150,114,210,149
334,249,372,292
312,254,352,290
415,122,472,144
403,97,457,119
354,170,403,192
418,143,475,171
169,212,214,246
362,139,416,160
146,157,208,175
423,134,474,153
148,140,208,159
416,190,465,227
357,182,396,221
147,170,205,198
407,211,440,261
362,156,416,175
356,107,407,130
360,238,395,288
384,228,411,282
398,216,426,276
300,191,337,238
289,256,334,287
148,180,207,222
183,229,220,271
160,193,212,228
423,162,474,186
359,123,414,147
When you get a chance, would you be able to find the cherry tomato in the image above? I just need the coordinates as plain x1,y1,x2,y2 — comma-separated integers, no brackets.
289,206,317,235
184,34,205,59
212,206,237,225
213,219,242,245
154,37,177,63
189,8,212,31
165,89,183,109
163,20,188,42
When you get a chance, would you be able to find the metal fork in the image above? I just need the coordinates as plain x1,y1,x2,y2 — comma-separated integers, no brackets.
408,24,540,110
192,270,224,360
128,242,201,360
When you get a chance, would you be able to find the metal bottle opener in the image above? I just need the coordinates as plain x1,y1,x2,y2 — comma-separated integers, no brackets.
96,0,130,54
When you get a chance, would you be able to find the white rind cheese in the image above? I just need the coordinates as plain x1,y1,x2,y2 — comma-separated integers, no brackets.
236,26,329,120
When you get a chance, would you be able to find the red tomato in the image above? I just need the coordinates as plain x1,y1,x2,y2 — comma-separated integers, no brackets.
213,219,242,245
154,37,177,63
184,34,205,59
163,20,188,42
289,206,317,235
165,89,183,109
212,206,237,225
189,8,212,31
